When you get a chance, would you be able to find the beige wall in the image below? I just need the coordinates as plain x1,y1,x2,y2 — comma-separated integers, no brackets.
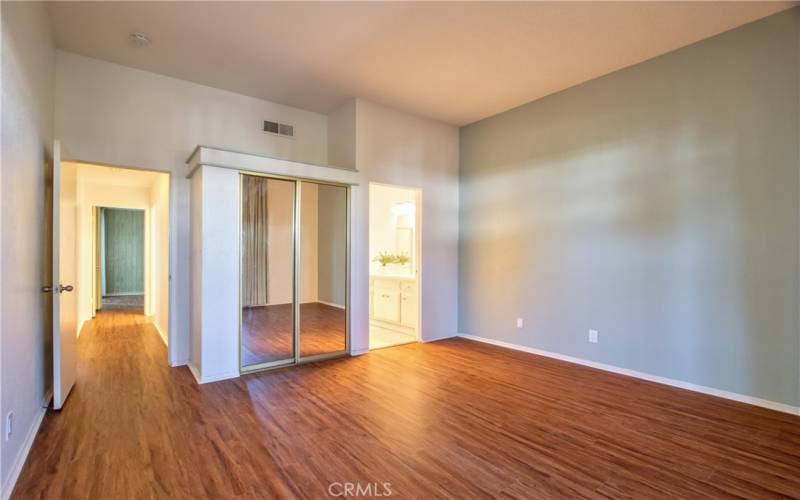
265,179,294,305
300,183,319,304
1,2,55,494
459,9,800,407
318,184,348,307
262,179,320,305
150,175,170,341
327,99,357,170
55,51,331,365
190,170,203,376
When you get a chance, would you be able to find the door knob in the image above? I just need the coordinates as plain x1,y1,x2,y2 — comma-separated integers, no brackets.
58,284,74,293
41,285,53,293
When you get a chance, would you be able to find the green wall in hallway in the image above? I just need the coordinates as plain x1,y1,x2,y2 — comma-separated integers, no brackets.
103,208,144,295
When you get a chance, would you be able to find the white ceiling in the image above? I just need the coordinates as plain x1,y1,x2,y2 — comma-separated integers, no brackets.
47,1,794,126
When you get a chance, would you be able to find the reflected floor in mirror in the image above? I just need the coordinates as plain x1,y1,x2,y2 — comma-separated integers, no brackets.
241,302,346,366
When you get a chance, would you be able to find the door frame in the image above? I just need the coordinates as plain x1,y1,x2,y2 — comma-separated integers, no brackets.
238,171,351,374
57,158,175,365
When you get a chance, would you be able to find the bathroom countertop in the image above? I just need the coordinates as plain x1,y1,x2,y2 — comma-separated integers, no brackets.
369,273,417,281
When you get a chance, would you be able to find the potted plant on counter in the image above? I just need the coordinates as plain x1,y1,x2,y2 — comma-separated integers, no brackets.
374,252,395,273
373,252,412,275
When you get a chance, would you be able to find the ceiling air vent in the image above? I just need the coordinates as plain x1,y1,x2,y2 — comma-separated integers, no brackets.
278,123,294,137
263,120,294,138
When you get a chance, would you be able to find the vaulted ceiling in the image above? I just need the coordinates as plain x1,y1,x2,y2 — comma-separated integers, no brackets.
47,1,794,125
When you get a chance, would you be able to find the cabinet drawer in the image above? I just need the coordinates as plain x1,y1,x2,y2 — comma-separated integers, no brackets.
373,278,400,290
373,289,400,323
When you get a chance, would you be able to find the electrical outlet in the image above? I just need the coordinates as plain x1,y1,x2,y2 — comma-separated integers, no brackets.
516,318,524,329
588,329,599,343
5,412,12,441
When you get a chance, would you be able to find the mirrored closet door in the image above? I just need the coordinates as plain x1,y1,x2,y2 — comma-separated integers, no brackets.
298,182,348,360
240,175,297,370
240,174,349,373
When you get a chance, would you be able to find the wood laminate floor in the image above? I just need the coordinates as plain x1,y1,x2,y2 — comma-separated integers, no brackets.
12,310,800,499
241,302,346,366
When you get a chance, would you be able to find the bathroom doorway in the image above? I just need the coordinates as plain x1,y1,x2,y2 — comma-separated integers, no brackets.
368,183,421,349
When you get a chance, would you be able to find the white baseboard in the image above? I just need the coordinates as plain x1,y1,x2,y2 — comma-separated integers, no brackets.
317,300,345,309
187,363,201,384
1,390,52,500
172,357,190,368
199,371,239,384
187,363,238,384
422,333,457,343
42,389,53,409
150,320,168,347
77,319,88,338
458,334,800,416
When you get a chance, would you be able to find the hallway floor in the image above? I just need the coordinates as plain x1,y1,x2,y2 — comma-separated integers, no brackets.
12,311,800,499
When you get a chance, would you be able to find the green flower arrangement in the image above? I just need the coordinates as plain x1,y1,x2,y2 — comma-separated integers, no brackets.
373,252,396,267
373,252,411,267
394,253,410,266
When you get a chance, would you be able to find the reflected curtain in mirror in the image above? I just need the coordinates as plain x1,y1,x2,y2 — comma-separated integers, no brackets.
242,175,269,307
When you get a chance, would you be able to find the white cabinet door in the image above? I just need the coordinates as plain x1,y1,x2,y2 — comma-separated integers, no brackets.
400,292,417,328
373,289,400,323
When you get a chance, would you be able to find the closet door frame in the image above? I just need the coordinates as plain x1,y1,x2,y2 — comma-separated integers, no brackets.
238,171,351,374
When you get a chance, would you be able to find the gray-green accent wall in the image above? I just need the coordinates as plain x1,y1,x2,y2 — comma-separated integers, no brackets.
103,208,145,295
459,9,800,406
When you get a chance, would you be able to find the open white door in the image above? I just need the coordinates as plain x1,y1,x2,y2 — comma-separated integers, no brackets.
48,140,78,410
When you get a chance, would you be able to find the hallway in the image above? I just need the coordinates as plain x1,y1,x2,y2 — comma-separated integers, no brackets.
12,311,800,499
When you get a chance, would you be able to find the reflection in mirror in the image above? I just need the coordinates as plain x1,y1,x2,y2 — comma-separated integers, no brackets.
299,183,347,358
240,175,295,367
395,227,413,272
